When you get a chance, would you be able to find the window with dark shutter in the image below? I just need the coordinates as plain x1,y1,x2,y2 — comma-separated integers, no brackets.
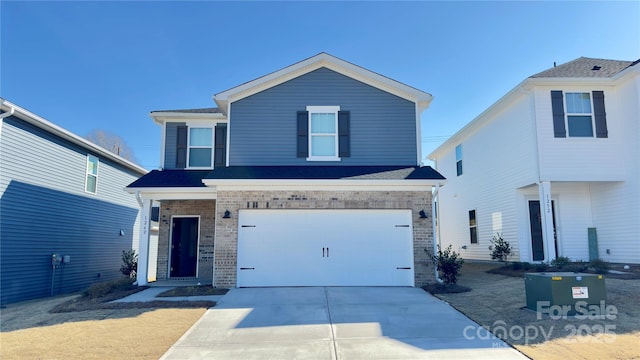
338,111,350,157
176,125,188,168
214,124,227,167
551,90,566,138
297,111,309,158
592,91,608,138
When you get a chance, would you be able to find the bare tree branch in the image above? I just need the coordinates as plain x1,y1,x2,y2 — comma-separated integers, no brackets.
86,129,138,163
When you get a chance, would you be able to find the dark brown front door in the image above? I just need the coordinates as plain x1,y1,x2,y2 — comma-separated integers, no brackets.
170,217,198,277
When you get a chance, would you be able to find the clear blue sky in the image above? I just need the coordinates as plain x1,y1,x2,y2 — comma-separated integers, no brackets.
2,1,639,170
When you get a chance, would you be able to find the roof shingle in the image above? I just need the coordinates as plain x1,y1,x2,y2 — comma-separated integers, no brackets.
530,57,635,78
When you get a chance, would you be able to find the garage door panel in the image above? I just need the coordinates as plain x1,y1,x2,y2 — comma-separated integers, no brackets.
237,209,414,287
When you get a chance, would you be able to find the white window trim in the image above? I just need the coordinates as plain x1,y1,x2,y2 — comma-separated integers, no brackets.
85,155,99,194
306,105,341,162
564,92,595,138
186,124,214,169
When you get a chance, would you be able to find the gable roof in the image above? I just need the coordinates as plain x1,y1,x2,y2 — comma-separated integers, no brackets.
531,57,634,78
213,53,433,114
428,56,639,160
0,98,147,175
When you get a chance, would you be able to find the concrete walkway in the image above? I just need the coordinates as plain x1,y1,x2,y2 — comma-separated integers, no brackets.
161,287,527,359
112,286,225,303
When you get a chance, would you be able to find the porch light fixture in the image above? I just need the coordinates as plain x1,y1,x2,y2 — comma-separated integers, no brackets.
223,210,231,219
419,210,428,219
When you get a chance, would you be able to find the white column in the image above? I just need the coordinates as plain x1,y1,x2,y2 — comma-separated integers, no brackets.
136,198,151,286
538,181,556,262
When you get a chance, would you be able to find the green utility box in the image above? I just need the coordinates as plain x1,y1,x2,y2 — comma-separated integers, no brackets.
524,272,606,313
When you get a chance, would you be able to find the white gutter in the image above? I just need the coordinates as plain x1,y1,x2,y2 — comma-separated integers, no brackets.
432,183,443,283
0,106,15,119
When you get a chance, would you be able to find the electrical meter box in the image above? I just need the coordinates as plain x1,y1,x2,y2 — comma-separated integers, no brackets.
524,272,606,312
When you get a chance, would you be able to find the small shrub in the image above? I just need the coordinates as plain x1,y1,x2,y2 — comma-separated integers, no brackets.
589,259,610,274
120,249,138,278
535,263,549,272
426,245,464,285
565,261,588,273
551,256,571,270
489,233,512,262
510,262,523,270
521,262,532,270
84,278,136,299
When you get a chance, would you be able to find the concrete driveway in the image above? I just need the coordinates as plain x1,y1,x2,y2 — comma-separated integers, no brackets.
161,287,527,359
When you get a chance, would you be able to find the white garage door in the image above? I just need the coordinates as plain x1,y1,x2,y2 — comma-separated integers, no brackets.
237,209,414,287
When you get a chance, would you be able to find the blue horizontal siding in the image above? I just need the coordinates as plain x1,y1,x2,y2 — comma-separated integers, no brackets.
230,67,417,166
0,116,141,304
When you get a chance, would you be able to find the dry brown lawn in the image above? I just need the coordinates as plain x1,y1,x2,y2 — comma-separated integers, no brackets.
0,295,207,360
436,262,640,360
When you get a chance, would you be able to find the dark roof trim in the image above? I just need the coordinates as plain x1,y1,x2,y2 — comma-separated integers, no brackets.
126,166,446,189
205,166,445,180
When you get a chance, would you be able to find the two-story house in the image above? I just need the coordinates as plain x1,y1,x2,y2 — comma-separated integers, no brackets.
428,57,639,264
0,99,148,304
127,53,446,288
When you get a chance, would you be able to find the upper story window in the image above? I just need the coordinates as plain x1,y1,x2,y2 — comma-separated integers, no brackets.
565,92,594,137
455,144,463,176
307,106,340,161
188,127,213,168
551,90,608,139
85,155,99,194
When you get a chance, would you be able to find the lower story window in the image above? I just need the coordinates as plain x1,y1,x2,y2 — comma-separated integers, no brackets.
469,210,477,244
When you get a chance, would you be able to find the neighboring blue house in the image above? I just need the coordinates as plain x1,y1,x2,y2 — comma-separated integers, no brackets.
127,53,446,288
0,99,148,305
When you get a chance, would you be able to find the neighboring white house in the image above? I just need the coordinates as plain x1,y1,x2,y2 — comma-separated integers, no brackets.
428,57,639,264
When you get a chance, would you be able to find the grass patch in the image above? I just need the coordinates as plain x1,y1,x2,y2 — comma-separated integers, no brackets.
422,283,471,294
49,278,215,313
156,286,229,297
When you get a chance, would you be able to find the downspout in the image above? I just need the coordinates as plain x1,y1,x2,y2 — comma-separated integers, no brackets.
432,183,443,283
0,106,15,119
135,190,144,207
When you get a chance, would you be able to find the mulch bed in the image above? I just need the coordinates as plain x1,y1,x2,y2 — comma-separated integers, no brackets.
156,286,229,297
422,283,471,294
487,264,640,280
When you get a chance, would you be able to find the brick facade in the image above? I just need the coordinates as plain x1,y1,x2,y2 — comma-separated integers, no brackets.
213,190,435,287
157,200,215,281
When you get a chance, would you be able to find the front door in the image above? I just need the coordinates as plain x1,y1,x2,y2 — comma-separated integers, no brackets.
170,217,199,277
528,200,557,261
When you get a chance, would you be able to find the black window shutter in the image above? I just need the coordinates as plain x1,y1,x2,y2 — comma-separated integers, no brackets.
338,111,350,157
592,91,608,138
551,90,566,138
297,111,308,158
176,125,188,168
214,124,227,167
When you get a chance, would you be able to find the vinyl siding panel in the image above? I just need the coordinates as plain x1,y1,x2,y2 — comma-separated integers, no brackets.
534,87,625,181
435,94,538,261
163,122,185,169
0,116,142,304
587,75,640,264
230,67,417,166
